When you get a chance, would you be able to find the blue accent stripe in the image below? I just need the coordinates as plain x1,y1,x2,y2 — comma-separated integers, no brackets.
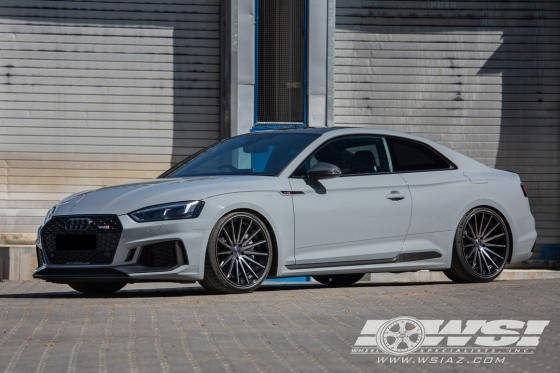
302,0,308,126
254,0,259,126
265,276,311,283
250,123,307,132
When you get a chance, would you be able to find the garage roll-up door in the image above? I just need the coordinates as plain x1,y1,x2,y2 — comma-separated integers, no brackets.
335,0,560,246
0,0,221,237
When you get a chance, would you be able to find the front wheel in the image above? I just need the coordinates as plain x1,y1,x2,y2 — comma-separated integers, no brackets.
444,207,511,283
68,282,127,294
312,273,365,287
199,211,273,294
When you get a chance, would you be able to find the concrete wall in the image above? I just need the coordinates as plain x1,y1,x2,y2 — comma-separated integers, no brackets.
334,0,560,249
0,0,222,239
0,246,37,281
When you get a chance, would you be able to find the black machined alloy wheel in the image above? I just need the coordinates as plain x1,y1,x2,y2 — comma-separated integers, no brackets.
199,212,273,294
444,207,511,283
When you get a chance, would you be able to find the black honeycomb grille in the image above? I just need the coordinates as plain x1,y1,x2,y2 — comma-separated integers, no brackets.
41,215,123,265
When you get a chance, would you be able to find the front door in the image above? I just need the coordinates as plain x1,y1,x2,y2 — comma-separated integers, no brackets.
289,135,412,266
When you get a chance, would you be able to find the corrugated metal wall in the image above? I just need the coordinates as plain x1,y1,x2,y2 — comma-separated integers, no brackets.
0,0,221,236
335,0,560,246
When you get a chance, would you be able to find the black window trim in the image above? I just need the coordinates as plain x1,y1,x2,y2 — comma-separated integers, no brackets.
289,134,457,179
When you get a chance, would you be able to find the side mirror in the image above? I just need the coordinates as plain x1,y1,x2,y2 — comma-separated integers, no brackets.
307,162,341,185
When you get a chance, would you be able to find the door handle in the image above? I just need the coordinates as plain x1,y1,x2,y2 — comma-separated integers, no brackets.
386,191,405,201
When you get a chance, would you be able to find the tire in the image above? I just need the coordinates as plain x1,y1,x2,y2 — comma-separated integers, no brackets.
444,207,511,283
442,269,468,283
312,273,365,287
68,282,127,294
199,211,273,294
197,279,216,293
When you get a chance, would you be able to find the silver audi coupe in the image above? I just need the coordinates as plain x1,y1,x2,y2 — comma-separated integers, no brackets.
34,128,537,294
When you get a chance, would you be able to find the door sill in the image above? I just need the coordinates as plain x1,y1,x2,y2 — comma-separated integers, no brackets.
285,251,442,270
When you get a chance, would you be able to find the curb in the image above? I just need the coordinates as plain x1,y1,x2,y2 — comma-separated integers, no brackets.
359,269,560,283
263,270,560,284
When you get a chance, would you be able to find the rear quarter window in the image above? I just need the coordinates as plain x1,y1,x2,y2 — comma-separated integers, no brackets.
387,137,453,172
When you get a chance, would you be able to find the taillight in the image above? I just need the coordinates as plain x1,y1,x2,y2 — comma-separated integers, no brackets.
521,184,528,198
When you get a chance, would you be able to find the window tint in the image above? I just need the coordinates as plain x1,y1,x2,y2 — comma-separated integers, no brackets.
294,136,393,176
387,138,452,172
167,133,319,178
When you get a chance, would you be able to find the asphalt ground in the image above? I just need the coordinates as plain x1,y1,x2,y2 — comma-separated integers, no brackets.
0,279,558,373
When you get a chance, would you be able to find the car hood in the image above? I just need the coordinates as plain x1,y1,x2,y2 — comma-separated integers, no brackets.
53,176,288,216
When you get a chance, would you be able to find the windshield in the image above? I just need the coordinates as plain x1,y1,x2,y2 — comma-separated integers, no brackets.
165,132,320,178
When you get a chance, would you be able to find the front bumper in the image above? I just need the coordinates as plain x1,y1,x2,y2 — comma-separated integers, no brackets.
33,265,197,284
34,214,207,283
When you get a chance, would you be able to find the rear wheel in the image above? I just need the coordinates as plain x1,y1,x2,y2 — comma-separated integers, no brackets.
68,282,126,294
199,211,273,294
444,207,511,283
312,273,365,287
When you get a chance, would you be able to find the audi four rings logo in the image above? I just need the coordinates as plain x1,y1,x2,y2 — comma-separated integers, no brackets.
65,218,93,230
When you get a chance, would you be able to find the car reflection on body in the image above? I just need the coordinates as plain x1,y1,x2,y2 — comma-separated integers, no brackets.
34,128,537,294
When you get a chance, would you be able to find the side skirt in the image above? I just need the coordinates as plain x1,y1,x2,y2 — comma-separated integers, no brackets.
285,251,442,270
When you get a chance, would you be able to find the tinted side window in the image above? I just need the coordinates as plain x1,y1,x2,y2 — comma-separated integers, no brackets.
387,138,452,172
294,135,393,176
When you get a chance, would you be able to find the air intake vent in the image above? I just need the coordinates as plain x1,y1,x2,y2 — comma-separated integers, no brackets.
138,241,188,269
36,245,45,268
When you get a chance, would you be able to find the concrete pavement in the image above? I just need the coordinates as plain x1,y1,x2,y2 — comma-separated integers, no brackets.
0,279,558,373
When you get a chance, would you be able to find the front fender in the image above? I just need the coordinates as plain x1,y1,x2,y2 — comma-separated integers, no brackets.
191,191,295,275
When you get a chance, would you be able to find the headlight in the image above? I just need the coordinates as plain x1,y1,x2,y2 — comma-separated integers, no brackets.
128,201,205,223
44,205,57,224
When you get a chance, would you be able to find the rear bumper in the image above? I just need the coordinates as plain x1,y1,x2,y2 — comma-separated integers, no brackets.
510,213,538,263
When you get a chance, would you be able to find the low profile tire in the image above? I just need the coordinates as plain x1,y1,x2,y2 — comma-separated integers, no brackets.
444,207,511,283
197,278,220,294
199,211,273,294
312,273,365,287
68,282,127,294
